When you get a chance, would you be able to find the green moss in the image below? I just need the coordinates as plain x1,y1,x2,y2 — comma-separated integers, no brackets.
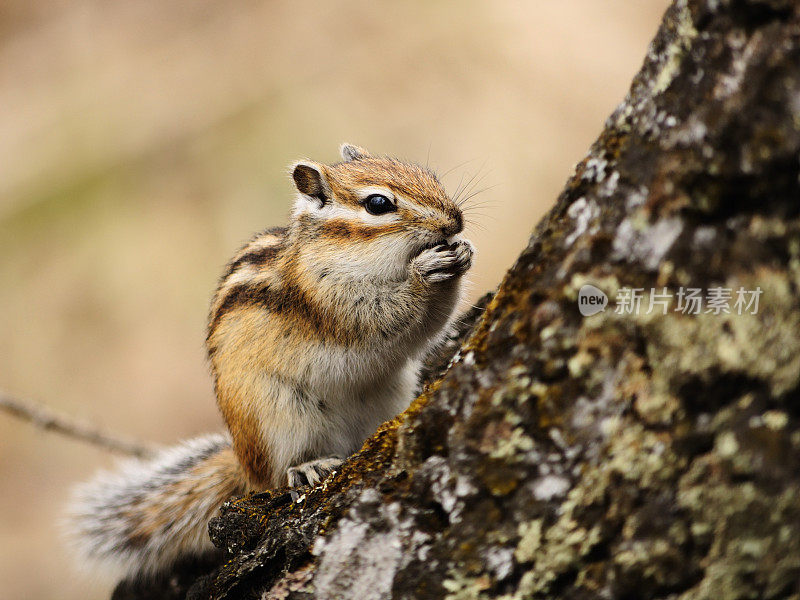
442,572,492,600
651,0,697,95
677,461,800,599
646,269,800,396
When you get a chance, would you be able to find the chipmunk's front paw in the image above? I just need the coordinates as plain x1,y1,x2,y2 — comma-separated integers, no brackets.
412,239,474,283
287,456,343,488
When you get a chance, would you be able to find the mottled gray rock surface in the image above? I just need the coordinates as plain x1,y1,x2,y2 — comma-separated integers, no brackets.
114,0,800,597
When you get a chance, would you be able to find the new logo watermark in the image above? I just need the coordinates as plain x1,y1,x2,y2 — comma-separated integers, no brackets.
577,285,762,316
578,284,608,316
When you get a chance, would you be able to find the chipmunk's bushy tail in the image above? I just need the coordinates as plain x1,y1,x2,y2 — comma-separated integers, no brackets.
66,434,247,578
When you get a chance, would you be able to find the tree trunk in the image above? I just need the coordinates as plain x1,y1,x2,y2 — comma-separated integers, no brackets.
114,0,800,597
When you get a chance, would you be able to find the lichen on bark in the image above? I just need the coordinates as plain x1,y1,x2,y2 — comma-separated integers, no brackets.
114,0,800,598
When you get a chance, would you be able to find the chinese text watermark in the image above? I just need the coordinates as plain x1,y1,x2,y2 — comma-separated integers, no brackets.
578,285,762,316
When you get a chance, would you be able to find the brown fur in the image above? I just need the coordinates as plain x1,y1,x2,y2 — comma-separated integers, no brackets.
317,218,405,242
217,383,274,487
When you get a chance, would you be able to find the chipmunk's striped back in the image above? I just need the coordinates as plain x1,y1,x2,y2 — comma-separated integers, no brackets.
208,226,287,334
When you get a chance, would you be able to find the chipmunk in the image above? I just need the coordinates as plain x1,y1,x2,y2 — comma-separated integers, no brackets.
67,144,474,578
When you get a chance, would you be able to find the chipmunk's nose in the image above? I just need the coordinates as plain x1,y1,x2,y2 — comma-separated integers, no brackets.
440,212,463,237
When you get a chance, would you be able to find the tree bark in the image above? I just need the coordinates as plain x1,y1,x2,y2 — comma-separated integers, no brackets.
115,0,800,597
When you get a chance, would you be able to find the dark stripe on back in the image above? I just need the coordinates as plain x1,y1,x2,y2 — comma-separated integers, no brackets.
221,227,288,278
208,278,346,343
225,244,283,276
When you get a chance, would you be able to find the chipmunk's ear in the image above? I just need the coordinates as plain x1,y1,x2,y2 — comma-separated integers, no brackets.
292,161,332,206
340,143,370,162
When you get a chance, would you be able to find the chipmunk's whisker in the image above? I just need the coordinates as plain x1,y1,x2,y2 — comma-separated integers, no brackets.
453,164,488,206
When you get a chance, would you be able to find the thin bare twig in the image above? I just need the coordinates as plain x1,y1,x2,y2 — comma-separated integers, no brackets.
0,391,156,459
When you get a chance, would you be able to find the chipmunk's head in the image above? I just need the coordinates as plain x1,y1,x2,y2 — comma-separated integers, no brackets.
290,144,464,278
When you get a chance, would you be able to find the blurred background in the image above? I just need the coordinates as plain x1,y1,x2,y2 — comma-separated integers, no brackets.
0,1,669,597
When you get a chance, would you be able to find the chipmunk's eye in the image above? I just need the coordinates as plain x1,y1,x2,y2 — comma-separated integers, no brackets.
363,194,396,216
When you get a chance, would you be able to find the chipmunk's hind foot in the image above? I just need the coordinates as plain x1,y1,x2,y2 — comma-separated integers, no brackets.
287,457,343,487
